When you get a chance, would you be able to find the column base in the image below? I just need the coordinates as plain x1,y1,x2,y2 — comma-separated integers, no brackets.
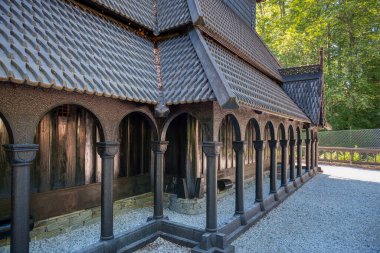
147,215,169,222
276,187,287,201
100,235,114,241
192,233,235,253
302,173,311,182
235,213,247,225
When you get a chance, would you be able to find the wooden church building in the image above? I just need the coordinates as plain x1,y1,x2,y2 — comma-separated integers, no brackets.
0,0,325,252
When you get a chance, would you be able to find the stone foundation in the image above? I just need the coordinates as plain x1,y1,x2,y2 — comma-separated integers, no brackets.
169,195,206,215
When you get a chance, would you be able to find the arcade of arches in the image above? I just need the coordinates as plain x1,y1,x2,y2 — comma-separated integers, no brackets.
0,89,320,251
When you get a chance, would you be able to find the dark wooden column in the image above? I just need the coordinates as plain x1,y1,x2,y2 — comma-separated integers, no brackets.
233,141,246,215
268,140,277,194
297,139,302,178
315,138,319,168
289,140,296,182
151,141,168,219
202,141,222,232
4,144,39,253
305,138,310,172
279,140,288,187
253,140,264,203
96,142,119,240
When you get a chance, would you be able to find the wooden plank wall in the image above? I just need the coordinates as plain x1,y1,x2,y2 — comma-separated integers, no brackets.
164,114,204,198
0,118,10,198
119,113,152,179
218,116,236,171
245,120,256,165
32,105,101,193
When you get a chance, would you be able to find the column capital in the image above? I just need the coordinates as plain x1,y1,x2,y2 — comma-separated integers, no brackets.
305,139,311,145
253,140,264,151
202,141,222,157
152,141,169,153
280,139,288,147
232,141,246,154
96,142,119,158
3,144,39,166
289,139,296,146
268,139,277,148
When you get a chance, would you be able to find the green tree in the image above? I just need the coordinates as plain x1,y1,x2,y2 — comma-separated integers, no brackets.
257,0,380,130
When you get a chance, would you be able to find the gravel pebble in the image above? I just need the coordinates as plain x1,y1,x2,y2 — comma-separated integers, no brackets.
134,237,190,253
233,165,380,253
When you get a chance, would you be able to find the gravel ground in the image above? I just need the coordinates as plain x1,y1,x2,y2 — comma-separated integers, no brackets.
233,165,380,253
0,207,153,253
134,237,190,253
0,176,277,253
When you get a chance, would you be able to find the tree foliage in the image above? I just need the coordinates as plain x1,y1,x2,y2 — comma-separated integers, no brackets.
256,0,380,130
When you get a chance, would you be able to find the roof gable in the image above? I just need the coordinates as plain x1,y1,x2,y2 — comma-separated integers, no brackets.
280,65,325,126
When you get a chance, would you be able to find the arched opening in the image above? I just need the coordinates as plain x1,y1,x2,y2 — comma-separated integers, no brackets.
296,127,302,177
32,104,103,193
277,124,287,187
288,126,295,181
0,115,11,217
117,112,154,194
164,113,204,199
302,127,310,174
218,115,240,173
217,114,241,224
244,118,260,209
264,122,277,197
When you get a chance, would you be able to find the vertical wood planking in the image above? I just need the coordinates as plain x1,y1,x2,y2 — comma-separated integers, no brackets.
0,118,10,197
65,106,77,187
85,112,94,184
39,114,51,192
56,111,67,189
33,106,101,191
77,110,86,185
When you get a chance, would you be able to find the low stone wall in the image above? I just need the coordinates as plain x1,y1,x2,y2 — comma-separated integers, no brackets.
0,192,170,246
169,195,206,215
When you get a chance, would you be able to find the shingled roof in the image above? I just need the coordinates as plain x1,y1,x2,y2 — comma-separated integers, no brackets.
188,0,283,81
280,65,325,126
190,30,310,122
80,0,192,33
0,0,158,103
0,0,324,124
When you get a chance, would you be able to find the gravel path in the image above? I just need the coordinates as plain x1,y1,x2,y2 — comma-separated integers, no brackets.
233,165,380,253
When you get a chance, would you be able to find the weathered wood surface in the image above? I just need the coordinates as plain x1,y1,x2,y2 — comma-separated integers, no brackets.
0,118,10,198
165,114,203,198
119,113,152,178
32,105,101,193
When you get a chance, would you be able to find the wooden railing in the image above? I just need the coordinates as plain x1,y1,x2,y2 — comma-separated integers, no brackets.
317,147,380,166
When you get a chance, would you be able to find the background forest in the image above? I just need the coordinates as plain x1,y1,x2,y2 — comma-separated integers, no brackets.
256,0,379,130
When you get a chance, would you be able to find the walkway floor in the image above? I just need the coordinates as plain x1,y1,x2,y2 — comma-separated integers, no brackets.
233,165,380,253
